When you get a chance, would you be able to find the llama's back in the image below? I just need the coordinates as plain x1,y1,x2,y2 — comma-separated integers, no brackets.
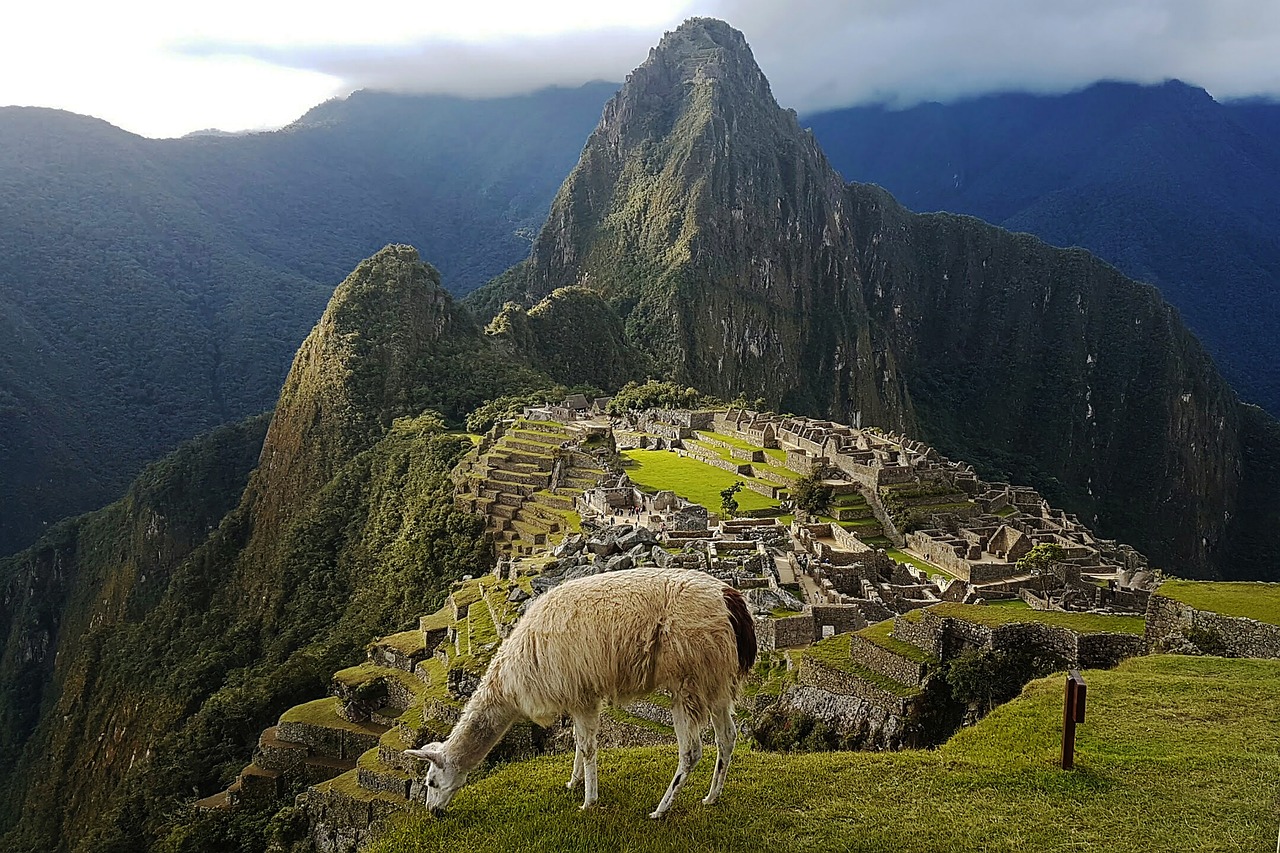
491,568,746,725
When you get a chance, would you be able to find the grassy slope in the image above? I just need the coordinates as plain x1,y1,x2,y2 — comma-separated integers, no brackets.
1156,580,1280,626
371,656,1280,852
621,449,779,512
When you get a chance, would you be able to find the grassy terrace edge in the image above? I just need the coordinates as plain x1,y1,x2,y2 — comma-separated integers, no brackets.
1156,580,1280,626
928,602,1146,635
368,656,1280,853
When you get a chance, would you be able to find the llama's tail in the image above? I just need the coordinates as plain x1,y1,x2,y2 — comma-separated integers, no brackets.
722,587,757,677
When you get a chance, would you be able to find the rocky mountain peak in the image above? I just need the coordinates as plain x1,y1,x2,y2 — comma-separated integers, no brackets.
248,244,459,526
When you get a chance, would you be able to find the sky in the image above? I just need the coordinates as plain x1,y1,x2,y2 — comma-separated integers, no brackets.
4,0,1279,138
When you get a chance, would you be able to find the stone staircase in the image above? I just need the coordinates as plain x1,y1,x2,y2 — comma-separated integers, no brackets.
457,420,604,557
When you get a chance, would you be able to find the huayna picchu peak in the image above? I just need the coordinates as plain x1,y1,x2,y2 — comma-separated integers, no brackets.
2,13,1280,853
466,17,1280,581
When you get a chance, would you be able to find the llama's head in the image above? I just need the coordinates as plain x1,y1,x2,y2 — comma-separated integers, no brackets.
404,742,467,814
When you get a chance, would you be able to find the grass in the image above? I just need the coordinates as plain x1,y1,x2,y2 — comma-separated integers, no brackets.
857,619,936,664
885,548,954,580
801,635,921,698
1156,580,1280,626
314,768,407,803
369,656,1280,853
279,697,384,734
762,447,787,464
621,450,779,513
419,606,454,633
930,602,1145,635
378,629,428,656
695,430,759,452
994,505,1017,517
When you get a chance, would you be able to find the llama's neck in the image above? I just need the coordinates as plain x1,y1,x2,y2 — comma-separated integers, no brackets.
445,679,519,772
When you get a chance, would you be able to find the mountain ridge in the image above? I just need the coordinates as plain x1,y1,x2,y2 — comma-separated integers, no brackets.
804,79,1280,415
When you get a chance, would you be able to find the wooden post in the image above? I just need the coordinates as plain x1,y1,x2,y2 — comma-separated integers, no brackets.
1061,670,1087,770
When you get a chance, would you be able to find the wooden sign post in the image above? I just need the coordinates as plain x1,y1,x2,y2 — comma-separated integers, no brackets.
1061,670,1087,770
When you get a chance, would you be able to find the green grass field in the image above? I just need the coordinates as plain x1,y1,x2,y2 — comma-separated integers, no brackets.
1156,580,1280,626
369,656,1280,852
886,548,955,580
621,449,779,513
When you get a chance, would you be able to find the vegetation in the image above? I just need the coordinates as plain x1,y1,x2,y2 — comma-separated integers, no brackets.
373,656,1280,852
790,471,833,520
858,620,936,665
1155,580,1280,626
719,482,744,518
0,246,523,852
620,450,779,513
809,81,1280,418
0,84,616,559
606,380,717,415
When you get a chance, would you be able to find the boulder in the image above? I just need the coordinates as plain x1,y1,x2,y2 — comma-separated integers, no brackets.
605,554,634,573
744,586,805,616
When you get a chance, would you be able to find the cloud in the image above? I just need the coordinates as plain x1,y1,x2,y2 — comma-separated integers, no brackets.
178,27,659,100
705,0,1280,110
179,0,1280,112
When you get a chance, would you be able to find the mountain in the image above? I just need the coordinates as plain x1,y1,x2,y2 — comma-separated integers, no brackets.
467,18,1280,580
0,83,614,559
3,17,1280,852
0,245,550,851
802,81,1280,416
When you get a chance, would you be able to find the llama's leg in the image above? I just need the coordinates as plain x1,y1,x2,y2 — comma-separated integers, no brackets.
573,709,601,809
650,703,703,819
566,726,584,790
703,702,736,805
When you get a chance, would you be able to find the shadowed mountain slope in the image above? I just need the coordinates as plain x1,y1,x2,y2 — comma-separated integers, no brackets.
0,83,614,558
805,82,1280,417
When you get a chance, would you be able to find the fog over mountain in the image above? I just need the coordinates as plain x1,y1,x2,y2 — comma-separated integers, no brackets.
184,0,1280,118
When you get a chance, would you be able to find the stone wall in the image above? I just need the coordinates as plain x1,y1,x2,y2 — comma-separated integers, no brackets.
796,658,912,716
811,605,867,637
754,614,815,651
849,636,931,687
767,684,909,751
889,609,1142,668
1145,593,1280,659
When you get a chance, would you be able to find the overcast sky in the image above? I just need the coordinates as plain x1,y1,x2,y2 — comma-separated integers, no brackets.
4,0,1279,138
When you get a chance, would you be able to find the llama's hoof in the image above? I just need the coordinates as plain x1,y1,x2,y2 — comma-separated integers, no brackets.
648,810,666,820
566,778,581,790
579,800,597,811
702,795,718,806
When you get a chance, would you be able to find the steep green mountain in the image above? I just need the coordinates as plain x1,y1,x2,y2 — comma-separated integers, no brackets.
803,82,1280,416
467,18,1280,580
0,246,550,852
0,83,614,559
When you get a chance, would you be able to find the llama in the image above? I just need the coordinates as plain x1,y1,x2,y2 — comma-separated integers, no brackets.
404,566,757,818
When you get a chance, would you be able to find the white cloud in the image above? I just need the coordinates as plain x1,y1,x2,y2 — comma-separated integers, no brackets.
2,0,1278,137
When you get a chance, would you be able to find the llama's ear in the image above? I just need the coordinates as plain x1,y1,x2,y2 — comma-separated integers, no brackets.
404,742,447,767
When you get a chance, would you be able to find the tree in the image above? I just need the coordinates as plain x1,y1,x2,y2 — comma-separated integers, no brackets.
1017,542,1066,595
791,471,833,520
720,481,744,519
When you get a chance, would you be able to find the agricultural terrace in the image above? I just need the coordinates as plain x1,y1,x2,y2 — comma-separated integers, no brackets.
370,656,1280,853
923,602,1146,635
1156,580,1280,626
620,449,781,514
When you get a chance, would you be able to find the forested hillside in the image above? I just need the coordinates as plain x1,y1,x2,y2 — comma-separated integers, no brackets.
806,81,1280,415
0,83,614,558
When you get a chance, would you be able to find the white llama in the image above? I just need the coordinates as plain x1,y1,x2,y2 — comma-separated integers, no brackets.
404,566,757,819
